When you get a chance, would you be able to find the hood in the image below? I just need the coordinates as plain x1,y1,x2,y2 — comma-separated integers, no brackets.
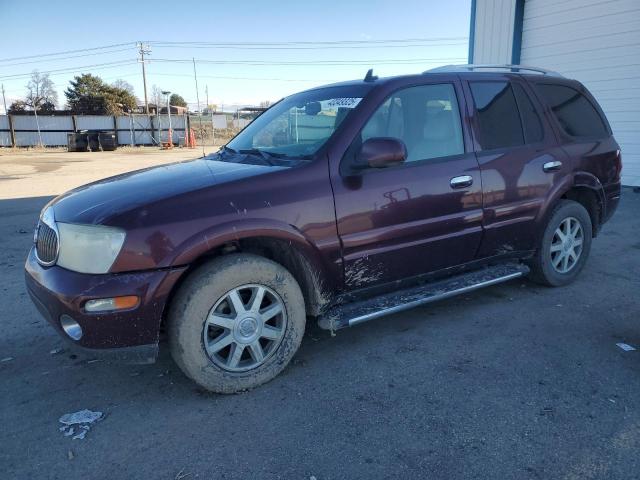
51,157,287,225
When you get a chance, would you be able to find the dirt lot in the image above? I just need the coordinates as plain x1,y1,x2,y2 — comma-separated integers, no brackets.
0,147,209,200
1,151,639,479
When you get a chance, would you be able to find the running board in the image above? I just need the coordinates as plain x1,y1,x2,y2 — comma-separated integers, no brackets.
318,263,529,330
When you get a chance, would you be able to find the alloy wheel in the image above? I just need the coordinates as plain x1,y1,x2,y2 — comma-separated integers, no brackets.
550,217,584,274
202,284,287,372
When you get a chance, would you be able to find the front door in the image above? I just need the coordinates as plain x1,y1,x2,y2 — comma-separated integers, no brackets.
331,81,484,290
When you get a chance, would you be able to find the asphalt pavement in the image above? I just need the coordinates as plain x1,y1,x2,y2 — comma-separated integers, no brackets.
1,190,639,480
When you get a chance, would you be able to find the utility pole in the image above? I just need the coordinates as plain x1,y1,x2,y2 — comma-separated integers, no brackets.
206,85,215,146
162,90,172,148
33,104,43,147
1,84,7,115
192,58,205,156
138,42,151,115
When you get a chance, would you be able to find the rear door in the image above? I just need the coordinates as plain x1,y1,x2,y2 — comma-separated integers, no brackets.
462,75,567,257
330,79,484,290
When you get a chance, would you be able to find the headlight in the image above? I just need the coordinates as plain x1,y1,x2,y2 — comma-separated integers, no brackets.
57,223,126,274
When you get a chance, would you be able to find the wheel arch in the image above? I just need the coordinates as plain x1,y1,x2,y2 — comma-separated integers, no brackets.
164,220,334,323
539,172,605,240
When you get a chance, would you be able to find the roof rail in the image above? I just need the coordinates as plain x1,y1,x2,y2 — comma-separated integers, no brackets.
425,64,563,77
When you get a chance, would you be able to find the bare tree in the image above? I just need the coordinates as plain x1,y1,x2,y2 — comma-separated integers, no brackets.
259,100,272,108
25,70,57,110
111,79,135,95
150,84,163,112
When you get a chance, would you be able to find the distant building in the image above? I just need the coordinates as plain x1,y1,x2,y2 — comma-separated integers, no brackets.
160,105,188,115
135,104,158,114
134,104,187,115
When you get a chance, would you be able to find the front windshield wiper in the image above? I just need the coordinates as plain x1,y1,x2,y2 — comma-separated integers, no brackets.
220,145,237,155
218,145,312,164
237,148,279,165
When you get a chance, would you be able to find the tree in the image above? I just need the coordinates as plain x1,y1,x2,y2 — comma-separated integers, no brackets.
65,73,136,115
259,100,272,108
25,71,57,110
150,84,163,111
8,100,27,114
111,79,135,96
39,101,56,113
169,93,187,108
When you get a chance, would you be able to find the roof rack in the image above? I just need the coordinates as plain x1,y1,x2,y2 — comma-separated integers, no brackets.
425,64,563,77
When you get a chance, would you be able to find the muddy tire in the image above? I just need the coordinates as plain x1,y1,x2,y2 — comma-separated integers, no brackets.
168,254,306,393
528,200,593,287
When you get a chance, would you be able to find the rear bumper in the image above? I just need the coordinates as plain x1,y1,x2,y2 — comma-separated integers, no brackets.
24,247,187,363
602,181,621,224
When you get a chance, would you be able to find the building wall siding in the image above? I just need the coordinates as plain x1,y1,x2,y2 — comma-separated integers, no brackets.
472,0,517,64
470,0,639,186
520,0,640,186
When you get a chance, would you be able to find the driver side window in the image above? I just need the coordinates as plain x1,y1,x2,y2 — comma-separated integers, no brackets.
361,83,464,163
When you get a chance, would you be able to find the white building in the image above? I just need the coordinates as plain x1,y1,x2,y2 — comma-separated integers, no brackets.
468,0,640,186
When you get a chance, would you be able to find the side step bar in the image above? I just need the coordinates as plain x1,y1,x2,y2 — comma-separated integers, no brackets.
318,263,529,330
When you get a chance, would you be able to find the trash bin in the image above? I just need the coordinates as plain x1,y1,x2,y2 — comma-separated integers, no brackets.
67,133,88,152
87,132,100,152
98,132,117,151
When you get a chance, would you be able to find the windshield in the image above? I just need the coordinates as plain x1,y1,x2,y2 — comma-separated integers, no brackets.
226,85,371,159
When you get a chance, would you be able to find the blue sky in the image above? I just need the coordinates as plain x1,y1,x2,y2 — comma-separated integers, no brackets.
0,0,470,110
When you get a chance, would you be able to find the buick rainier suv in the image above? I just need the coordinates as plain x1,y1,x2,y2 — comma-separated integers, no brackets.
25,65,622,393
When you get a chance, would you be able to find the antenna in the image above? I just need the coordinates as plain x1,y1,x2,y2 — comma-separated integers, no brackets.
364,69,378,82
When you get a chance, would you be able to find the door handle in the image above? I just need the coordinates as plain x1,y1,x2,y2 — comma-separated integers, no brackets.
450,175,473,189
543,160,562,172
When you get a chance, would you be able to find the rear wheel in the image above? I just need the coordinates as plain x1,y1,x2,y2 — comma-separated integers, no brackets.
529,200,593,287
168,254,306,393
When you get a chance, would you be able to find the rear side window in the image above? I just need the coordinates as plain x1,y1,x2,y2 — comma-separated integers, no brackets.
470,81,524,150
535,84,608,138
512,83,544,143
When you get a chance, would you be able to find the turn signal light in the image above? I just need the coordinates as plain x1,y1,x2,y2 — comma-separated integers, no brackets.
85,296,139,313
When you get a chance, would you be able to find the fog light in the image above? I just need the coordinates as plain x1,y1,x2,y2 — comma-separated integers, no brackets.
85,296,139,313
60,315,83,341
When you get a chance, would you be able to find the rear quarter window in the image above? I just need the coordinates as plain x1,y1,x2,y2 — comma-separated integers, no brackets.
534,83,609,138
512,83,544,144
469,81,524,150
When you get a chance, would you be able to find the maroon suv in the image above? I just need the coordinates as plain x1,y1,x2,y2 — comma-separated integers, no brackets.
25,65,622,393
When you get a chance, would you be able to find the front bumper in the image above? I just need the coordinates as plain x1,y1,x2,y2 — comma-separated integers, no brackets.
24,248,187,363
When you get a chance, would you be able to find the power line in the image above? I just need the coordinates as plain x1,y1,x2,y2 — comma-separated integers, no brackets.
0,47,136,68
0,60,139,80
150,72,341,82
149,42,468,51
0,42,136,63
0,37,468,65
150,57,467,66
147,36,468,46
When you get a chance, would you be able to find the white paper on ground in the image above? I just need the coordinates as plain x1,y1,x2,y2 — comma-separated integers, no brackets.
616,342,636,352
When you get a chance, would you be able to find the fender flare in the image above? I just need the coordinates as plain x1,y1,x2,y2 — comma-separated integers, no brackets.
537,171,605,237
172,218,323,266
169,218,334,314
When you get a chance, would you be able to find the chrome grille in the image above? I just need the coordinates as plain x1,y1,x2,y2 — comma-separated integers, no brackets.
35,222,58,265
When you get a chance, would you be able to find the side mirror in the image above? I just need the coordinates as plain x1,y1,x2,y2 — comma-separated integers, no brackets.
354,137,407,170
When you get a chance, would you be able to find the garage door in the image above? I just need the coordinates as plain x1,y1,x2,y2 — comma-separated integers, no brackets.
519,0,640,186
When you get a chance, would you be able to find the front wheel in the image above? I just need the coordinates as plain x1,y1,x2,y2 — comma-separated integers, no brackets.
529,199,593,287
168,254,306,393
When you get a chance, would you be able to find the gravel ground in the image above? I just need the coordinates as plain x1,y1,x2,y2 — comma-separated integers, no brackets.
0,165,639,479
0,147,206,199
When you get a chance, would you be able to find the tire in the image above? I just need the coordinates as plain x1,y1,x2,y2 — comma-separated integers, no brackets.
528,199,593,287
168,253,306,393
